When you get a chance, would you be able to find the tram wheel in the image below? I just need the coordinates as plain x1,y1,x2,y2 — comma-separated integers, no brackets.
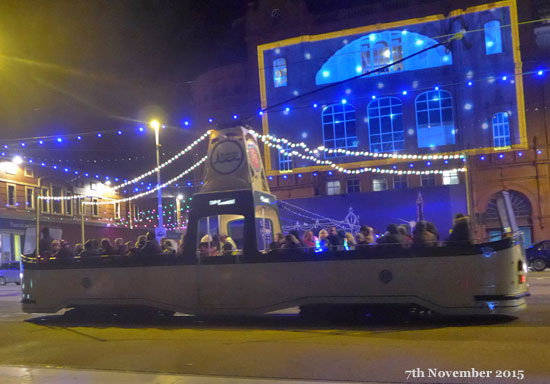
532,258,547,272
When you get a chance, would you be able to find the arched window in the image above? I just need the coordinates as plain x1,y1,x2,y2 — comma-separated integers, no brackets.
415,90,455,148
368,97,404,152
484,20,503,55
322,103,357,157
273,58,287,87
492,112,511,148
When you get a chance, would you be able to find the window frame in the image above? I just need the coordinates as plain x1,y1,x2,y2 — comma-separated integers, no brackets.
40,188,50,213
326,180,341,196
51,186,63,215
367,96,404,153
24,168,34,178
372,177,388,191
393,174,408,189
415,90,455,148
484,20,503,55
346,179,361,194
65,192,73,216
91,198,99,217
492,112,511,148
273,58,287,88
421,174,437,187
322,103,358,157
6,184,16,207
278,142,293,171
25,187,34,210
442,170,460,185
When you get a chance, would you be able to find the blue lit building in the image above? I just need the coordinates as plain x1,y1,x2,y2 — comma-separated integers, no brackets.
258,1,525,173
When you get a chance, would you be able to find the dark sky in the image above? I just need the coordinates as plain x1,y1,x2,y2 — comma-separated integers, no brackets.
0,0,247,139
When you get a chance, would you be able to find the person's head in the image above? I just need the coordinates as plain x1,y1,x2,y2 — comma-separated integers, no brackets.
387,224,399,234
345,232,356,245
415,221,427,232
146,231,156,241
319,229,328,239
285,234,299,245
360,225,371,236
289,230,300,240
114,238,124,247
60,240,70,249
219,234,228,243
74,243,83,253
84,239,94,250
41,227,50,237
328,226,337,236
425,222,437,233
397,224,409,236
101,238,112,249
51,240,61,251
275,233,284,242
303,231,314,242
355,233,366,244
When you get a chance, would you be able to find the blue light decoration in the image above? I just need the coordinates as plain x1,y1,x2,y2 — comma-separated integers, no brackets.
117,130,123,135
41,162,46,167
283,175,288,179
258,110,264,116
313,103,318,108
467,81,473,86
328,171,333,175
371,95,376,100
409,163,414,168
402,90,408,95
184,121,190,126
77,136,82,140
95,174,100,179
393,165,397,169
341,99,347,104
2,145,6,149
208,118,214,123
313,172,318,176
480,156,486,160
97,133,102,138
74,170,79,175
518,152,523,157
298,173,303,178
537,150,543,155
426,161,431,166
0,152,4,157
444,160,449,164
434,86,439,91
499,154,504,159
233,114,238,120
138,127,144,133
20,142,26,147
52,165,57,169
187,181,192,186
57,138,63,143
487,302,496,311
64,168,69,173
84,173,89,177
284,107,290,112
538,70,544,76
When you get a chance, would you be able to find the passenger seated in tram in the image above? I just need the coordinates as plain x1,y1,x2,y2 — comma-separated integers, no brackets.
282,233,301,250
219,234,237,255
74,243,84,256
53,240,74,259
446,213,472,245
377,224,408,248
302,231,315,250
37,227,54,259
269,233,284,250
355,232,367,247
397,225,413,245
100,238,116,256
113,238,125,255
317,229,330,249
81,239,100,259
359,225,375,244
327,226,344,249
140,231,162,254
345,232,356,249
412,221,438,248
160,238,176,256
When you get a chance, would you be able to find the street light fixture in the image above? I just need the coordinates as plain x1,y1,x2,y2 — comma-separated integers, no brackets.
176,194,184,229
150,119,165,237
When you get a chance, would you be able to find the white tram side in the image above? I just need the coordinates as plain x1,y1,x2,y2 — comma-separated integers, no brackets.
21,189,529,318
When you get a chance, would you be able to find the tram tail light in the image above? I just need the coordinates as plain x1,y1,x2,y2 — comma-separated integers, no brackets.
519,275,526,284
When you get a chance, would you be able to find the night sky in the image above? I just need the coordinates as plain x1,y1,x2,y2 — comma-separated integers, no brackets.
0,0,248,178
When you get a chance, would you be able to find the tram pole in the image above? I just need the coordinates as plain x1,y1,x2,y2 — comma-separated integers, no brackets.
35,194,40,257
464,153,474,241
81,200,85,246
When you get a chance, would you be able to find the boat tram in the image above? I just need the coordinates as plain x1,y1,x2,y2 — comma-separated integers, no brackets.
20,126,529,318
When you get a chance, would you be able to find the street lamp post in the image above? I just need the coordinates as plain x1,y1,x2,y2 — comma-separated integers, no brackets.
150,119,166,238
176,194,183,229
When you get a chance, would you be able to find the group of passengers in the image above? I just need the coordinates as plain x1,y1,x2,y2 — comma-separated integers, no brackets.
197,234,238,257
34,227,183,261
268,213,471,252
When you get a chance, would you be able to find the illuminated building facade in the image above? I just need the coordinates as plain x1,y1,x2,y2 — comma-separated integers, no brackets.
191,0,550,245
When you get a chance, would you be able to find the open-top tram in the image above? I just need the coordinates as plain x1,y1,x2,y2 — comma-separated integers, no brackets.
20,126,529,318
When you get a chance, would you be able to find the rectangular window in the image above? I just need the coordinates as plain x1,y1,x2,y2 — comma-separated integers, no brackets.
493,112,511,148
75,196,81,216
327,180,341,195
90,182,97,191
421,174,437,187
65,193,73,216
7,184,16,207
52,186,63,214
273,58,287,87
394,175,408,189
485,20,502,55
24,168,34,178
373,177,388,191
346,179,361,194
92,198,99,217
443,170,459,185
278,143,292,171
115,203,121,220
41,188,50,213
25,187,34,210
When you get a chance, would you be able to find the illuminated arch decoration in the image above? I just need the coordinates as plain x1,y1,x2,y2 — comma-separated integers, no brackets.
315,30,452,85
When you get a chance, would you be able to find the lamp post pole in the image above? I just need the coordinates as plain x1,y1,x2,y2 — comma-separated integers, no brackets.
150,120,165,238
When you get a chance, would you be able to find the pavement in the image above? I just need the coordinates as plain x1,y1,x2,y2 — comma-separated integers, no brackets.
0,366,370,384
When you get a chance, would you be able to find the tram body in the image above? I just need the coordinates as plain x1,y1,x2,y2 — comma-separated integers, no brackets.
20,127,529,317
21,190,528,317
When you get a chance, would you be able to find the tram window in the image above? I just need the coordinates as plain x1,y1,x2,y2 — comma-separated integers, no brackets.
197,214,244,256
226,218,274,252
